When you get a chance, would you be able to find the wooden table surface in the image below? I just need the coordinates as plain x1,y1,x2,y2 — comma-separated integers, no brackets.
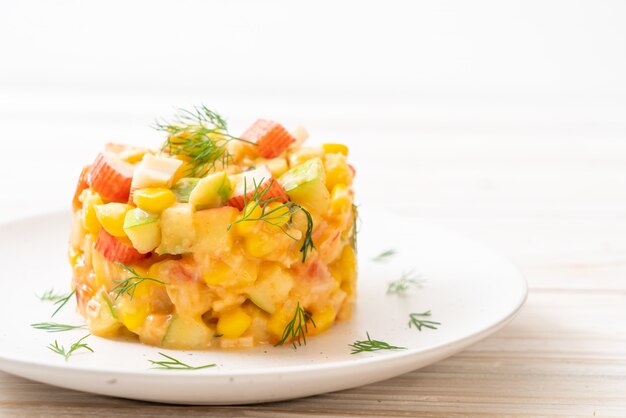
1,107,625,417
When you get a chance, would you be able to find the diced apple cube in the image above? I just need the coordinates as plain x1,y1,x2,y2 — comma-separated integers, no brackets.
123,208,161,254
246,264,294,314
86,290,121,337
193,206,239,254
155,204,195,254
171,178,200,203
279,157,330,214
162,314,214,349
189,172,232,210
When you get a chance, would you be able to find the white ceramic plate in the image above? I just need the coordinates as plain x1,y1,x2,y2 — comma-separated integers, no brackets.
0,207,526,405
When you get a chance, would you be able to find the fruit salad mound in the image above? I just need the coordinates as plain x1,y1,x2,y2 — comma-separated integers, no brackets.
68,108,357,350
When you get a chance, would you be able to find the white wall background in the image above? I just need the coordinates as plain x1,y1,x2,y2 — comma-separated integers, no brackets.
1,0,625,223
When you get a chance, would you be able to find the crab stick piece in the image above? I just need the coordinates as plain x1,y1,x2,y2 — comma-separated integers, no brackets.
241,119,296,158
95,228,147,264
228,166,288,210
72,165,91,211
89,152,135,202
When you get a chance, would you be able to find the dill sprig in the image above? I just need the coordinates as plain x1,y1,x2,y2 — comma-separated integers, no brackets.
386,270,424,295
372,249,396,262
156,105,253,177
297,205,315,262
149,352,216,370
349,332,407,354
112,263,166,301
408,311,441,331
274,302,316,349
31,322,86,333
47,334,94,361
50,290,76,318
228,178,316,263
37,288,70,303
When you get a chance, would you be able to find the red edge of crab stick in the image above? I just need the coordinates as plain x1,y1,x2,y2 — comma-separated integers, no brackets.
89,152,134,202
95,229,147,264
228,178,289,211
241,119,296,159
72,165,91,211
348,164,356,178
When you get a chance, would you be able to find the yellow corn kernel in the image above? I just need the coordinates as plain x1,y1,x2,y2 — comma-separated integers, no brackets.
310,306,336,334
337,245,357,296
116,297,150,332
95,203,132,237
324,153,353,191
330,184,352,214
244,231,278,258
122,265,160,300
203,260,233,286
217,308,252,339
322,143,349,156
172,157,194,183
234,202,263,235
81,190,104,233
329,264,343,286
133,188,176,214
119,147,147,164
265,202,291,227
264,157,289,178
288,146,324,167
267,307,292,338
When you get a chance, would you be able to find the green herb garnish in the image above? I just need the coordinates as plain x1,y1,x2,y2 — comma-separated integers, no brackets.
408,311,440,331
31,322,86,333
386,270,423,295
37,289,70,303
157,105,253,177
228,178,316,263
50,290,76,318
47,334,94,361
149,352,216,370
351,203,359,254
274,302,316,349
349,332,406,354
372,249,396,262
112,263,166,301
